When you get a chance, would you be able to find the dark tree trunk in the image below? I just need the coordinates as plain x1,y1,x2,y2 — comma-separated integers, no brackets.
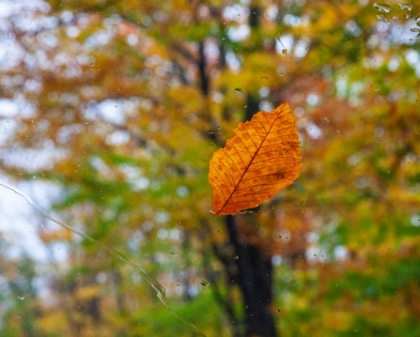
245,95,260,122
198,41,209,96
196,30,277,336
225,215,277,337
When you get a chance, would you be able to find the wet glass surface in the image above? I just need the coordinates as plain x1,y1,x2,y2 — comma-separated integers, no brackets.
0,1,419,336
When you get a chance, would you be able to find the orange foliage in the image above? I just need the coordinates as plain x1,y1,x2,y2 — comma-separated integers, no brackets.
208,103,301,215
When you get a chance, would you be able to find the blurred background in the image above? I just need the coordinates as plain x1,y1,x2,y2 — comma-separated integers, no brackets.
0,0,420,336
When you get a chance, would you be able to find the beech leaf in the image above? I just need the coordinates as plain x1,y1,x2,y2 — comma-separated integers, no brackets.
208,102,302,215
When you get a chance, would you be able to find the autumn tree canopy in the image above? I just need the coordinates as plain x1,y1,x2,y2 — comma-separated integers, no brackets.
0,1,419,336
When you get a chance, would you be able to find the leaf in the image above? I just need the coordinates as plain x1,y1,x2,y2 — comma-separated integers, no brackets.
208,102,302,215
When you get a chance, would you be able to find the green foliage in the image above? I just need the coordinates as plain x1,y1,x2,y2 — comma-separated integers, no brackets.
0,0,420,336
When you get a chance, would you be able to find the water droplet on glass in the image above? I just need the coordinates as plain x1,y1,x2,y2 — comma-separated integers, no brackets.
243,104,247,108
17,296,25,300
235,88,243,93
170,251,179,255
201,279,210,286
398,3,412,11
323,117,329,122
416,15,420,26
233,255,239,260
276,38,288,54
376,14,384,20
208,127,221,135
373,3,390,13
404,14,411,19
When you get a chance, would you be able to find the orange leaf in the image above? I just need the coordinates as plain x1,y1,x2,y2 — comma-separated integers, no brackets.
208,102,302,215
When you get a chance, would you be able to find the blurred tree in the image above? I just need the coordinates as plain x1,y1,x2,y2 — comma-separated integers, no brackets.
0,239,41,337
0,1,420,337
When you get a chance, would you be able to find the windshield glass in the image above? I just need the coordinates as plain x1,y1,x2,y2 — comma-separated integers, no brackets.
0,1,419,336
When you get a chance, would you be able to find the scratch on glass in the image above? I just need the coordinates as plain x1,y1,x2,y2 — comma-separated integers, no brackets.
0,182,205,337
